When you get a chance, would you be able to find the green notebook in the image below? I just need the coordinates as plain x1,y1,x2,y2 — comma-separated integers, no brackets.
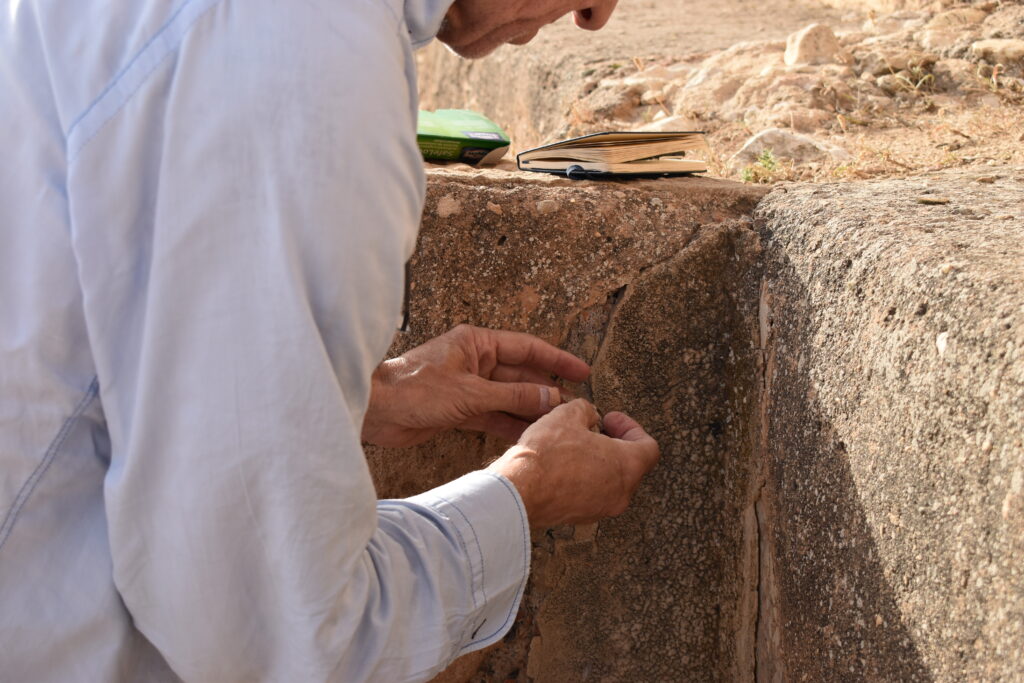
417,109,510,166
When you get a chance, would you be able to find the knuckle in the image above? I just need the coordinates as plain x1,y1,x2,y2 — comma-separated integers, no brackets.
510,383,529,407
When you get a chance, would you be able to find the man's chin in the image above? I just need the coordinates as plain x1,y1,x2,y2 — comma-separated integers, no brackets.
439,39,502,59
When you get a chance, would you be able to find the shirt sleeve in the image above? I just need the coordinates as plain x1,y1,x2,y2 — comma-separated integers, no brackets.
64,1,528,681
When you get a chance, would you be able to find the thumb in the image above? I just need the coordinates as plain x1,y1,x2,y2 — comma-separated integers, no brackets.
603,410,660,471
474,377,563,417
602,411,651,442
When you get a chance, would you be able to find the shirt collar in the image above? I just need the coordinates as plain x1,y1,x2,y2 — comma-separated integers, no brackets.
405,0,457,49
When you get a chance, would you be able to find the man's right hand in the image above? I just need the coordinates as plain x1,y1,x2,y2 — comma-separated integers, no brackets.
487,399,660,528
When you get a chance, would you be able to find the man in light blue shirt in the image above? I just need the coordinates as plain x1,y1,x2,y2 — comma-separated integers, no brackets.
0,0,657,680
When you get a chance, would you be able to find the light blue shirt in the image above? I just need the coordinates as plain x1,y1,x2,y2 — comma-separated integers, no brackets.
0,1,530,681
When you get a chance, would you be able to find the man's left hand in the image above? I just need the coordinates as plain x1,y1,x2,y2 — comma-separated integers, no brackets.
362,324,590,447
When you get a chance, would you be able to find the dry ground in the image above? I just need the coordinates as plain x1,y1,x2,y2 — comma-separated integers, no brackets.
422,0,1024,185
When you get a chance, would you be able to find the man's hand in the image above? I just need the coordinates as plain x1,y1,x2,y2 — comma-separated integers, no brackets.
362,325,590,448
488,399,660,528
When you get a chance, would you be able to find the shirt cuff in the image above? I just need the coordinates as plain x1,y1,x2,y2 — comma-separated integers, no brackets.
406,470,530,654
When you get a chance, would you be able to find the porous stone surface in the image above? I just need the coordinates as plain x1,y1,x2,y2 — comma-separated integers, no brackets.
364,166,769,682
366,164,1023,681
532,219,765,682
756,168,1024,681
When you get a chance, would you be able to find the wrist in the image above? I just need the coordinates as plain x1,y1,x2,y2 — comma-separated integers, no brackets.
362,358,405,441
487,445,543,524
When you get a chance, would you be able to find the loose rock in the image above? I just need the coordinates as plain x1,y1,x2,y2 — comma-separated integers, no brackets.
536,199,559,215
928,8,988,30
785,24,842,66
857,49,935,78
730,127,851,167
970,39,1024,66
931,59,981,92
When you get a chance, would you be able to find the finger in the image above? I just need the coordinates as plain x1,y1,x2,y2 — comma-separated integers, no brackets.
548,398,601,430
474,378,563,417
490,364,557,386
602,411,650,442
460,412,530,443
483,329,590,382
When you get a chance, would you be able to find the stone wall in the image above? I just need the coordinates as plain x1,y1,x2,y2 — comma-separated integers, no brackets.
366,168,768,681
365,166,1023,681
756,171,1024,680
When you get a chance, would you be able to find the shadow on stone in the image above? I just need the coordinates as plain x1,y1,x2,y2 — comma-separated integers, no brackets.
760,241,934,681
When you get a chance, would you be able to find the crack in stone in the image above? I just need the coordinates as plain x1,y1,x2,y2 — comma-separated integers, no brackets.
753,486,764,683
586,282,631,403
752,277,784,683
752,277,773,683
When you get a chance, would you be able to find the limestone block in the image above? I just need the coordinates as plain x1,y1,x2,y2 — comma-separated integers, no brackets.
366,167,768,682
785,23,842,66
756,168,1024,681
370,166,1022,682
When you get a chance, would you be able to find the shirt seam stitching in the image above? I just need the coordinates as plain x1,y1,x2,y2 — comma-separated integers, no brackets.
0,376,100,554
433,494,487,609
63,0,194,140
461,472,529,649
66,0,225,164
377,499,479,611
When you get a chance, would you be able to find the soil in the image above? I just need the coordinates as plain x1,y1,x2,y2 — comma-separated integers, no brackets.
419,0,1024,185
505,0,862,57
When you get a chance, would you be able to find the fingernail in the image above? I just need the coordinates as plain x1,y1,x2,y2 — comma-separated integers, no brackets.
539,386,550,413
